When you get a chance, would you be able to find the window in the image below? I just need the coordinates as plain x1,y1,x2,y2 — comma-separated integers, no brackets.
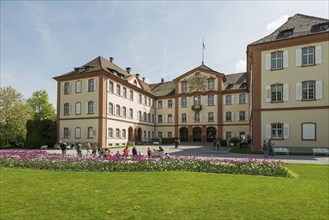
194,113,200,122
208,95,214,106
158,132,163,139
302,123,316,140
168,132,173,138
87,127,96,139
143,112,147,121
239,111,246,121
64,127,70,139
75,102,81,115
194,96,201,106
168,114,173,123
182,113,187,122
144,96,147,105
116,129,120,138
158,100,163,109
139,94,142,103
64,103,70,115
158,115,163,123
75,127,81,139
64,82,71,94
271,84,283,102
148,113,151,122
116,105,120,116
271,123,283,139
88,101,96,114
168,100,173,108
152,132,155,138
122,129,126,138
225,132,232,140
271,51,283,70
225,112,232,121
302,81,315,100
152,114,155,123
148,98,151,106
138,111,142,121
225,95,232,105
116,84,121,96
148,131,151,139
181,97,187,107
109,103,113,115
123,87,127,98
108,128,113,138
130,90,134,100
239,94,246,104
302,47,315,66
122,107,126,117
109,81,113,93
181,82,187,92
88,79,96,92
76,81,81,93
129,108,133,118
208,112,214,122
208,79,214,89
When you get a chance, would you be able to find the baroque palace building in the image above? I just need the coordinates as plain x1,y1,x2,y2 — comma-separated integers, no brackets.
54,13,329,151
247,14,329,151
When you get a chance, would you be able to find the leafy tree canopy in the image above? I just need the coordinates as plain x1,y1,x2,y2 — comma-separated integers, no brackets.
27,90,56,121
0,87,33,148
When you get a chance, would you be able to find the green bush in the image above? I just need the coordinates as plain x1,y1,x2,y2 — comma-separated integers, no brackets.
161,138,177,145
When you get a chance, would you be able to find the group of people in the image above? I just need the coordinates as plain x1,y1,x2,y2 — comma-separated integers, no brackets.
262,139,274,158
57,139,171,158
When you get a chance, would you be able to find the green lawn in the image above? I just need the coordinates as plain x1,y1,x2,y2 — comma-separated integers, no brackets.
1,164,328,220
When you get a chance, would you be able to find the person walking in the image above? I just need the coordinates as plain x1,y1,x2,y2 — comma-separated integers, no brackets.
216,139,221,151
213,139,217,150
262,140,268,158
77,142,82,157
123,146,129,157
267,139,274,157
60,141,67,157
86,140,91,154
132,146,138,156
147,147,152,157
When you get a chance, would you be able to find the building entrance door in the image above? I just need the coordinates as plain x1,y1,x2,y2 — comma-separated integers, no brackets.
193,127,202,142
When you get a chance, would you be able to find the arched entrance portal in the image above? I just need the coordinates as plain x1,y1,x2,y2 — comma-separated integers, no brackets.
193,127,202,142
136,127,142,142
206,127,216,142
180,127,188,142
128,127,134,142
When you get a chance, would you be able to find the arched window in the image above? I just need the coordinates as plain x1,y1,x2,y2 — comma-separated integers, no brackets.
108,128,113,138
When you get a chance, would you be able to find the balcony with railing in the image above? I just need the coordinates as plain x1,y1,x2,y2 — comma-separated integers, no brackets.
192,104,202,111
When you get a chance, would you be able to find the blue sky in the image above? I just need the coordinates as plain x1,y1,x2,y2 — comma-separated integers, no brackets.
1,1,328,106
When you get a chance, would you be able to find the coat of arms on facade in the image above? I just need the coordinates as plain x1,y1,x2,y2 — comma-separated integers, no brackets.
187,72,207,92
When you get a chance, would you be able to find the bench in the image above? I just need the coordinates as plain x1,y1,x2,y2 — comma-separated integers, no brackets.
313,148,329,156
273,147,289,155
153,142,160,145
40,145,48,150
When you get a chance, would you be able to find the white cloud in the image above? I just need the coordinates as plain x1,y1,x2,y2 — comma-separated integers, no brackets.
235,59,246,72
266,15,289,33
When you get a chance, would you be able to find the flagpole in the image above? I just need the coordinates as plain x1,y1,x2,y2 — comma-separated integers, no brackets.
202,39,205,65
202,39,204,65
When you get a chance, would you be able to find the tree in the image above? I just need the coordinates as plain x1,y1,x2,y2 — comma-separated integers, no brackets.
25,90,57,148
0,87,33,148
27,90,56,121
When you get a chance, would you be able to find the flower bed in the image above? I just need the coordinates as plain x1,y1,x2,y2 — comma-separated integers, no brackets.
0,150,291,177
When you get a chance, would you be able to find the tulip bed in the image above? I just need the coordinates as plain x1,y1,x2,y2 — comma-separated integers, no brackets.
0,150,291,177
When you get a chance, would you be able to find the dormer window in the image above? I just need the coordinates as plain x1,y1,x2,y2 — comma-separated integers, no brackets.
277,29,293,39
311,22,329,32
240,83,247,89
226,84,233,90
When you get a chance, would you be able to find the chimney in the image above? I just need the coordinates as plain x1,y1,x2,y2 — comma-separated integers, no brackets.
126,67,131,73
142,77,145,82
161,78,164,83
109,57,114,63
136,73,140,78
